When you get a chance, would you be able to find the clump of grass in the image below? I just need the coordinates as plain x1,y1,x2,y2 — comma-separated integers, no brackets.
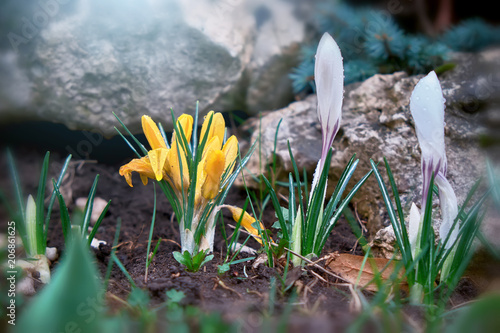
4,150,71,284
370,71,490,328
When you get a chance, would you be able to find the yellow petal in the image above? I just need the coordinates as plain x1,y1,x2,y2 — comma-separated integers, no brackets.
172,114,194,149
148,148,169,181
225,205,265,245
201,150,225,200
169,140,190,191
222,135,238,175
199,111,225,147
202,136,221,159
194,136,221,205
142,115,167,150
119,157,155,187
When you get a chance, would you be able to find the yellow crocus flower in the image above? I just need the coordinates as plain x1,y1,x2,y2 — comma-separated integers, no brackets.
119,111,262,256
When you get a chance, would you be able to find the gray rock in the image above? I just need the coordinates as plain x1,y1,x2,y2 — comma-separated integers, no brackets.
0,0,305,136
239,49,499,245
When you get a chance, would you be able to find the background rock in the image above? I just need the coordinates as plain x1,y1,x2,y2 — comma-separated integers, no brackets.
238,48,500,244
0,0,305,137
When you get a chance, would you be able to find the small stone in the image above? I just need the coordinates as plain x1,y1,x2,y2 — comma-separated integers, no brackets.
45,247,58,262
75,197,109,226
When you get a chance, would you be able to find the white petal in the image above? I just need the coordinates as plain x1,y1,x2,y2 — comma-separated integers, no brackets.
410,71,447,173
315,32,344,148
408,202,421,258
435,174,459,249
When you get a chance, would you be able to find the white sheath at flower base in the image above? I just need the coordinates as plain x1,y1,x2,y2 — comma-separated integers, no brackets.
409,70,458,249
435,174,459,249
408,202,421,258
311,32,344,191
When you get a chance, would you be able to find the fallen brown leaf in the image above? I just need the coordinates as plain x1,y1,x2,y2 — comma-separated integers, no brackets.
325,252,407,292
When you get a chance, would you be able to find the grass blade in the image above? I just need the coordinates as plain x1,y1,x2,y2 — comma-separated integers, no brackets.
145,183,157,279
104,217,122,291
53,180,71,244
36,152,50,254
263,176,289,240
87,200,111,248
370,159,412,266
81,175,100,237
44,154,72,247
113,112,148,156
6,148,28,247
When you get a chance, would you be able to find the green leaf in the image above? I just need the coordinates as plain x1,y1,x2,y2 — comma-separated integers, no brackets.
217,263,230,275
81,175,100,238
35,151,50,254
166,289,186,304
262,176,290,240
16,236,102,333
44,154,72,247
53,180,71,244
6,149,26,231
113,112,148,156
279,207,289,221
87,200,111,248
173,251,190,268
127,287,150,308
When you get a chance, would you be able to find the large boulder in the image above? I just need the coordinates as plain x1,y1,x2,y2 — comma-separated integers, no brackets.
238,48,500,243
0,0,305,137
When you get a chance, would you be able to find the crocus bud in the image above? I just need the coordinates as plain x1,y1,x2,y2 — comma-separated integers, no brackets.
409,70,447,208
312,32,344,190
410,71,458,249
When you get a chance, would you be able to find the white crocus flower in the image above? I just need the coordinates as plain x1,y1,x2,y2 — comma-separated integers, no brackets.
292,33,344,267
311,32,344,191
409,70,458,252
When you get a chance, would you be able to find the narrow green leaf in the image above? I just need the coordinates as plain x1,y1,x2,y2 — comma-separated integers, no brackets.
6,148,26,226
81,175,100,237
370,159,412,266
304,148,332,255
87,200,111,248
145,183,157,272
36,151,50,254
324,154,357,218
44,154,72,247
113,112,148,156
6,149,28,248
53,180,71,244
147,238,162,268
104,217,122,291
287,142,306,234
384,158,412,253
112,253,137,288
263,176,289,240
114,126,142,159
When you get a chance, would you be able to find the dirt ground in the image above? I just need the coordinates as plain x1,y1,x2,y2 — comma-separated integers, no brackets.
0,139,483,332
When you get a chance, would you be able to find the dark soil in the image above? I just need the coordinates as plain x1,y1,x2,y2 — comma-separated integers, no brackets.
0,143,484,332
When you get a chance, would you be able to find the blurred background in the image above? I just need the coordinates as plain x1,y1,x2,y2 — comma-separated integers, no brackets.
0,0,499,163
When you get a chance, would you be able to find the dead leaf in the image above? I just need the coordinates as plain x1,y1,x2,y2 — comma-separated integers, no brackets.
325,252,407,292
